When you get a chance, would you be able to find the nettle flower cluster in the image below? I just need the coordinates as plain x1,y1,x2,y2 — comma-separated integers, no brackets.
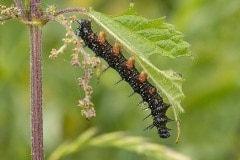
48,8,103,120
1,4,101,120
0,4,21,24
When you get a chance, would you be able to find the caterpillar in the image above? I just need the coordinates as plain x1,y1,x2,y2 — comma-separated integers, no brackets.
77,19,172,138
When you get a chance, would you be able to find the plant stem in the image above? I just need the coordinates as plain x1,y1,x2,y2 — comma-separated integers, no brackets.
30,26,43,160
14,0,27,19
30,0,43,160
54,7,87,16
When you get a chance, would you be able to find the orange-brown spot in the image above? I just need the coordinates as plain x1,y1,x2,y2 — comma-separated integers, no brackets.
138,71,148,83
148,87,156,94
97,31,106,44
112,43,121,56
125,57,135,70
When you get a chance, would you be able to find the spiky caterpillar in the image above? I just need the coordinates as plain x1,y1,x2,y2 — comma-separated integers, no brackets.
77,19,171,138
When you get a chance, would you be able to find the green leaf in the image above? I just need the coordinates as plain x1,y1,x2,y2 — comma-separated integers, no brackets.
86,3,191,141
88,4,190,59
48,128,190,160
48,128,98,160
89,131,190,160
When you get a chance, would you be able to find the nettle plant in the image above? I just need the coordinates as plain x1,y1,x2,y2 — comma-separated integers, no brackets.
1,1,190,160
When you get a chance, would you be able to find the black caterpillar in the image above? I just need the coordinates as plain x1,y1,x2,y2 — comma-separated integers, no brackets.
77,19,172,138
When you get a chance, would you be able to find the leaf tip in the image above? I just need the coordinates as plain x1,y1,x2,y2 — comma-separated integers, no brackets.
129,2,135,8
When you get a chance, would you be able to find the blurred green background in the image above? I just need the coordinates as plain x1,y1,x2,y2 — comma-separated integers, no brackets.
0,0,240,159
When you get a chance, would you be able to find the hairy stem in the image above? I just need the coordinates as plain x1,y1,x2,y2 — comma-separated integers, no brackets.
54,7,87,16
14,0,27,19
30,0,43,160
30,26,43,160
